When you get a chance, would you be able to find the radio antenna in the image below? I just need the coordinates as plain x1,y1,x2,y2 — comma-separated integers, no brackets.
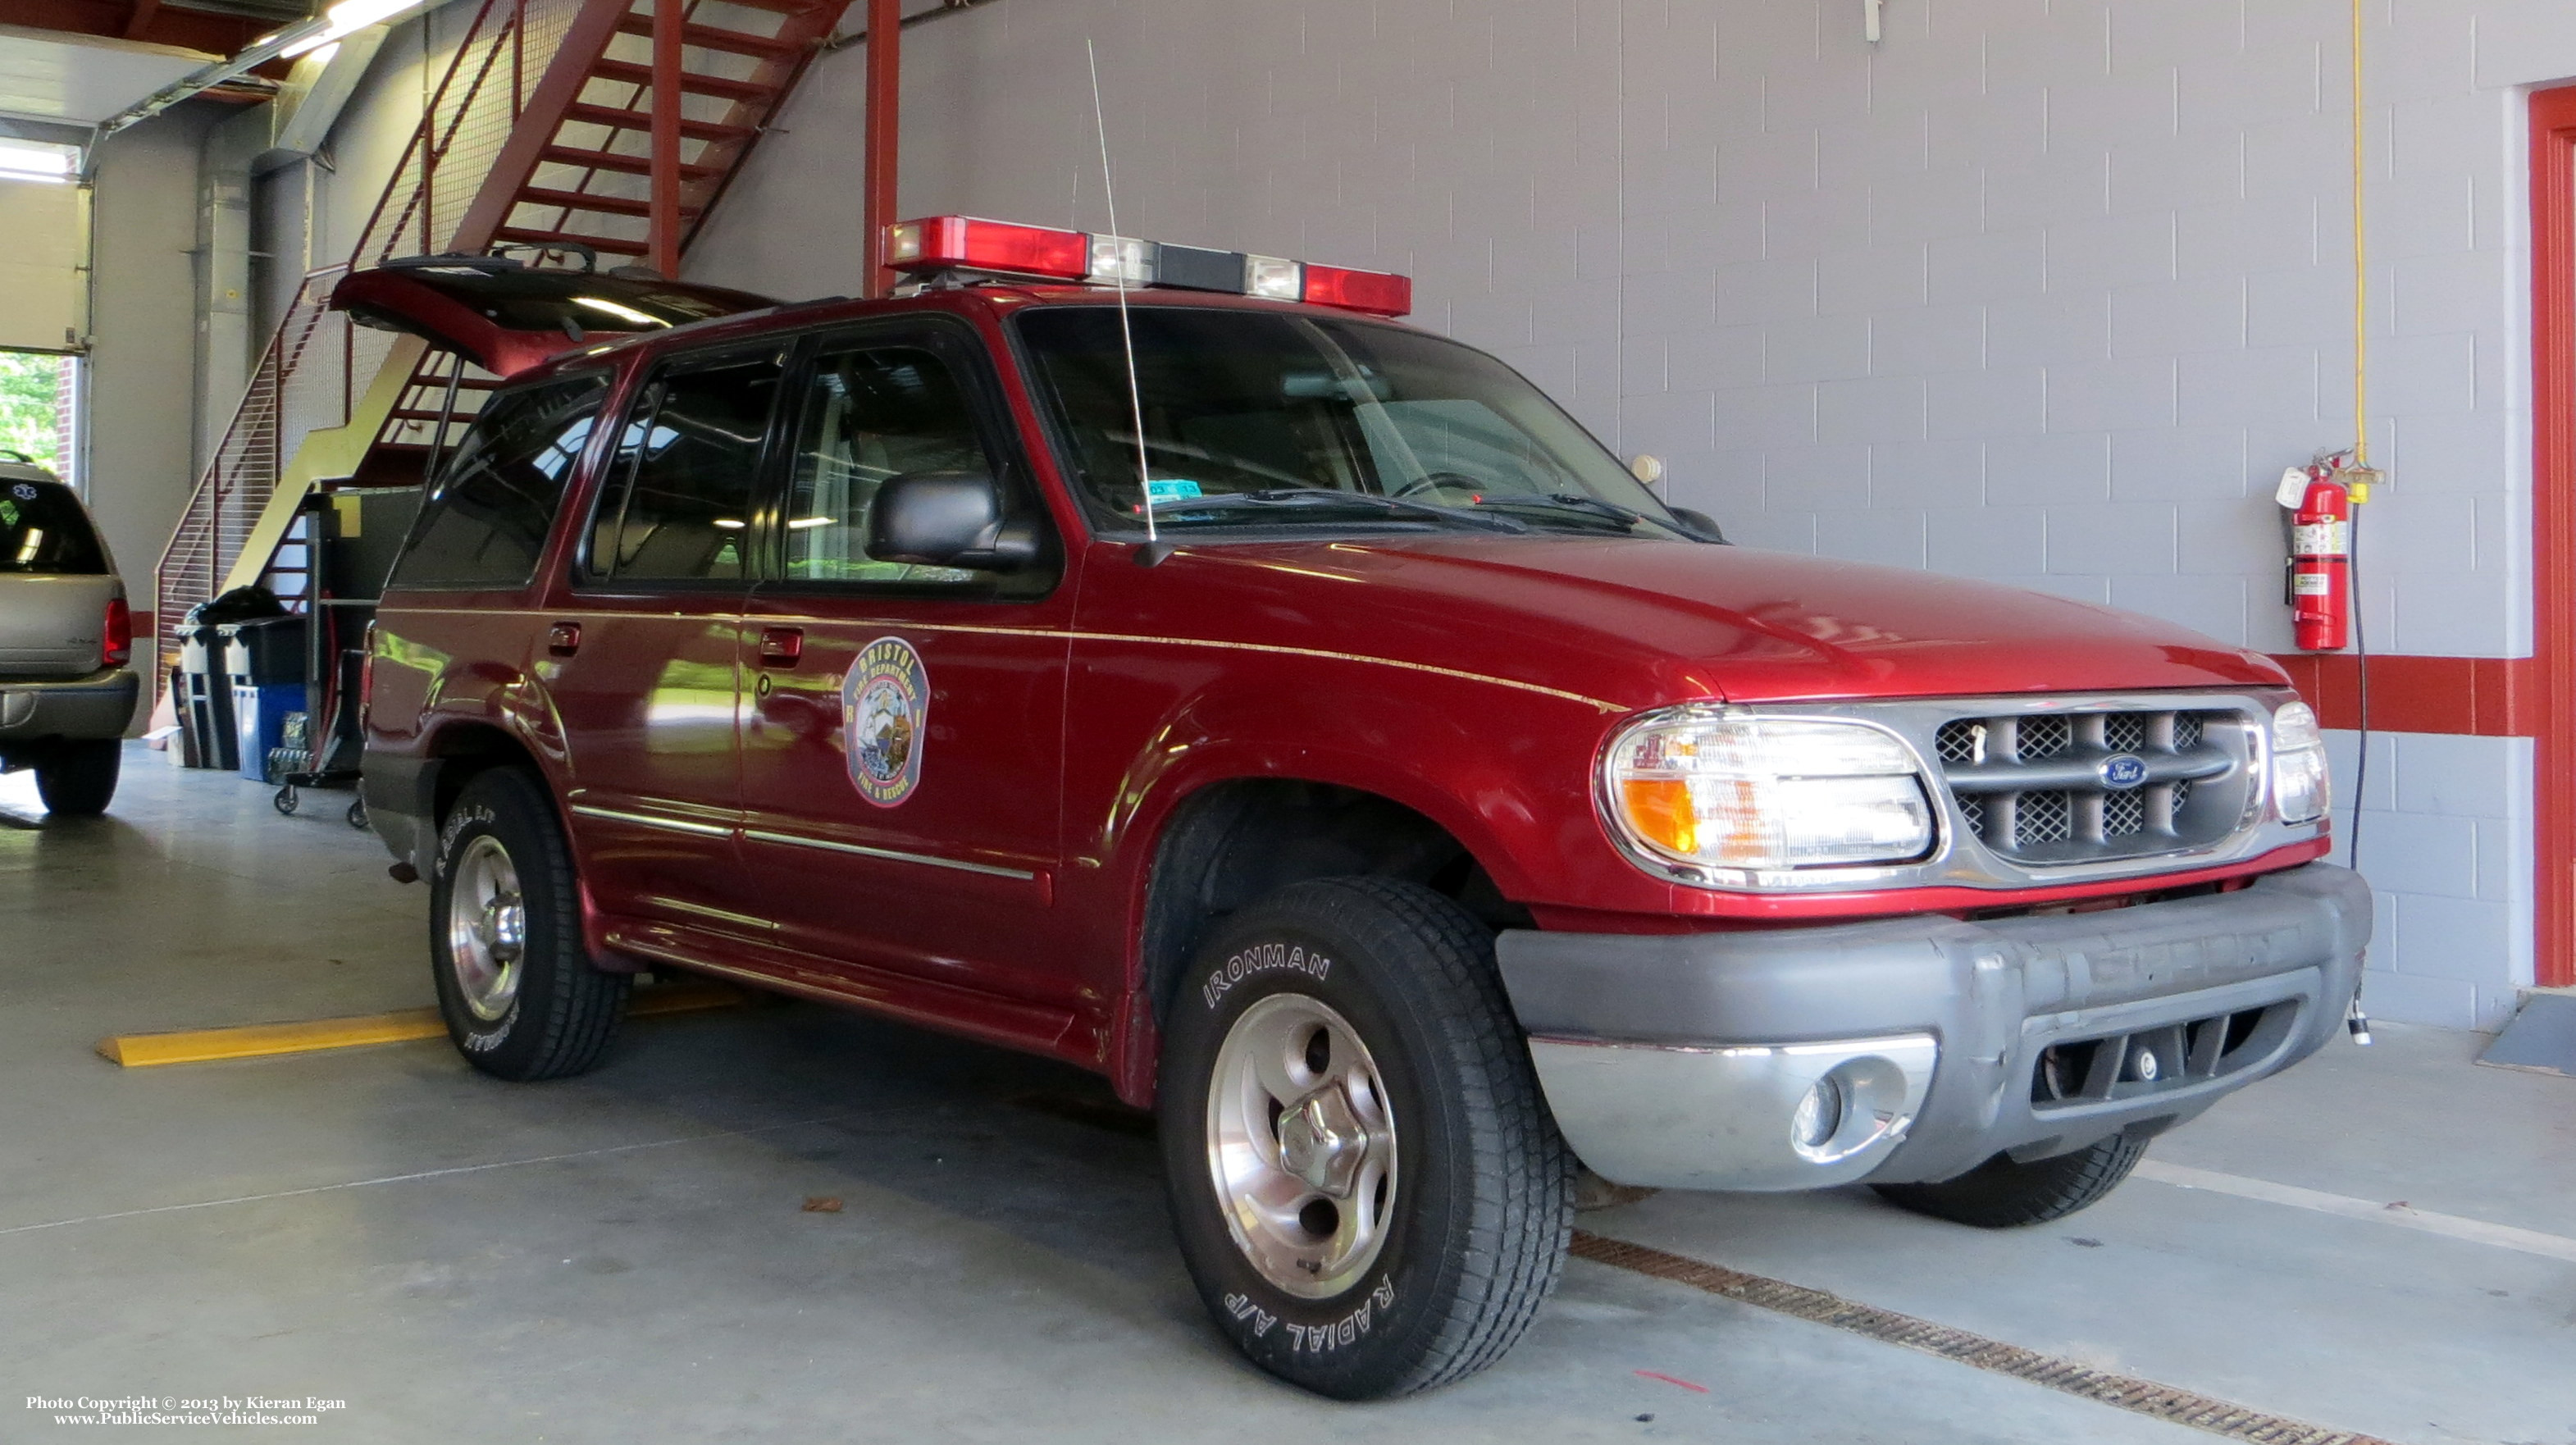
1087,38,1158,549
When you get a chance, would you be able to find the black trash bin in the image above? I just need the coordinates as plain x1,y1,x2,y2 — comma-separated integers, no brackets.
175,587,286,772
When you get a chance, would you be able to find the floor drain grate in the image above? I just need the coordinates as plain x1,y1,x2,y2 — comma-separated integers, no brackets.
1570,1233,2396,1445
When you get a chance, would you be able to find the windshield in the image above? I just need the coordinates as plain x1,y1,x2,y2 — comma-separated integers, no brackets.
1014,306,1694,538
0,476,107,575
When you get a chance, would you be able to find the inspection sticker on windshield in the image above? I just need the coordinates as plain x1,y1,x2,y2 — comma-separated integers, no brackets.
844,636,928,808
1147,478,1204,503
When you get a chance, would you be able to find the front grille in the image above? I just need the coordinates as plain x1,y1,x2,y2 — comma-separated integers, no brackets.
2031,1004,2292,1108
1933,706,2250,865
2017,789,2073,844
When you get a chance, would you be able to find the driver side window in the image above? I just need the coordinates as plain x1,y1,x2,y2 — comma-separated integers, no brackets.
782,343,993,585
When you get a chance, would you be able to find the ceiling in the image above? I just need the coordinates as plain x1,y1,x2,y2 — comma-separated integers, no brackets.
0,1,313,126
0,24,217,124
0,1,310,52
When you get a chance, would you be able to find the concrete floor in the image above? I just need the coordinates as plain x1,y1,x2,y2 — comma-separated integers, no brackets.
2,745,2571,1444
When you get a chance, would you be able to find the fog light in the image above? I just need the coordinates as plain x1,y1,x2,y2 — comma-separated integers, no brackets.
1791,1077,1845,1151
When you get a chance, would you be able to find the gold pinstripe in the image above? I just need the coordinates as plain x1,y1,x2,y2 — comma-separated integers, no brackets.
381,605,1626,713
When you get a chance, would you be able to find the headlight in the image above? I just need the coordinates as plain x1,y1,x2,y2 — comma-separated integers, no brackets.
2269,700,2332,824
1602,709,1935,876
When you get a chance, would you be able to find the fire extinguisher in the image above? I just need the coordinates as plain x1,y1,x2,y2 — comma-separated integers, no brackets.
2286,463,2352,652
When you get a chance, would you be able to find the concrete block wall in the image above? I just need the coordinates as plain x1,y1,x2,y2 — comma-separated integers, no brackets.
83,103,222,595
691,0,2569,1028
2328,731,2529,1031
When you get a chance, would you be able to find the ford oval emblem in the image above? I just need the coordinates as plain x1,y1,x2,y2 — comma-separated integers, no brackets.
2098,754,2149,790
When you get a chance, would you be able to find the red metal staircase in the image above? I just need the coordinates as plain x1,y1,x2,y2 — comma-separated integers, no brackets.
155,0,853,661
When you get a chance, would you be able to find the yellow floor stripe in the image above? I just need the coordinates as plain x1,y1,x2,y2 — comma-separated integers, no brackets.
96,982,746,1068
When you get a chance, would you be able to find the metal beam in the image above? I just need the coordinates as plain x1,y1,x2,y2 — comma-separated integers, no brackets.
649,0,682,277
861,0,898,297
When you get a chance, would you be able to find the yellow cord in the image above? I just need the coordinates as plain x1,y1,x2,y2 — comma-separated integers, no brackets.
2350,0,2372,498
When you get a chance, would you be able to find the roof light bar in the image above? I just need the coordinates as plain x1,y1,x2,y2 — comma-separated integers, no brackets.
883,216,1412,317
885,216,1091,281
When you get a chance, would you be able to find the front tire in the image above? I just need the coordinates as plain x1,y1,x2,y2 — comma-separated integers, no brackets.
1158,877,1573,1399
1871,1133,2148,1228
34,738,120,816
428,768,628,1081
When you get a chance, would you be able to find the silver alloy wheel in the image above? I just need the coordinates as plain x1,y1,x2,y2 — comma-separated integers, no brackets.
1205,992,1399,1299
446,833,527,1023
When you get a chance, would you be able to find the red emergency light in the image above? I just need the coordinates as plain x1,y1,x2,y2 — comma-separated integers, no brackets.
882,215,1413,317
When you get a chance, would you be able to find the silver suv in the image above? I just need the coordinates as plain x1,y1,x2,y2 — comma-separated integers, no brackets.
0,454,136,814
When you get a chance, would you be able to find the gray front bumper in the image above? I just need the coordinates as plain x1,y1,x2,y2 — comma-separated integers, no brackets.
0,668,139,745
1497,864,2370,1191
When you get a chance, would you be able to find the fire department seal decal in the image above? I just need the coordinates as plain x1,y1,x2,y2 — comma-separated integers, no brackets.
843,636,928,807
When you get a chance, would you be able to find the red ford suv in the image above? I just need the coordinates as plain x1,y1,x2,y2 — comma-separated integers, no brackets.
351,221,2369,1399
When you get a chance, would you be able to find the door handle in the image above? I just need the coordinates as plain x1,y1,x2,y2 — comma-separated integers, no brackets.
758,627,804,667
547,622,581,657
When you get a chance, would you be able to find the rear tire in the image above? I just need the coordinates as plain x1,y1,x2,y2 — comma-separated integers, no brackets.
1158,877,1574,1399
428,768,628,1081
34,739,119,816
1871,1133,2148,1228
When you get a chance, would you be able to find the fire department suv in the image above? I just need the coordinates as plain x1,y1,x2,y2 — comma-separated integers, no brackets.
349,220,2369,1399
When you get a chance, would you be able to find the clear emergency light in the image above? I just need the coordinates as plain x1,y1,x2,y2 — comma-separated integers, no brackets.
882,215,1413,317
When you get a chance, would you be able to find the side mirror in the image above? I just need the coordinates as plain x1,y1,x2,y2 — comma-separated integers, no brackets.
866,471,1041,572
1667,507,1729,545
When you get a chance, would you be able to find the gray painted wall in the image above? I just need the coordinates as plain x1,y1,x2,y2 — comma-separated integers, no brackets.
84,100,221,609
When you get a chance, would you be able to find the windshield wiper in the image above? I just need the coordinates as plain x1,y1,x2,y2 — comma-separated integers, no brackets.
1151,488,1527,533
1466,492,1653,531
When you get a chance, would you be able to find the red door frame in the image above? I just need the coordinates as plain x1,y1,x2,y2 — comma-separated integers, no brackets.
2531,85,2576,987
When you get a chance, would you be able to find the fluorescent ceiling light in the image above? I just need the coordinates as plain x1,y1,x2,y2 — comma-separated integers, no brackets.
279,0,426,59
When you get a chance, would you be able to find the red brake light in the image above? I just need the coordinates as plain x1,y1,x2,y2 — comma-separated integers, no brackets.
1300,263,1412,317
884,216,1089,280
103,596,131,668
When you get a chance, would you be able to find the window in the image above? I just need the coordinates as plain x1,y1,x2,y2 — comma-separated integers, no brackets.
390,374,605,589
0,476,105,575
589,353,782,582
782,344,993,585
1014,307,1692,539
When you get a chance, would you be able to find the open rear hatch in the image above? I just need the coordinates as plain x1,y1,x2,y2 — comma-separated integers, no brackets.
332,250,778,377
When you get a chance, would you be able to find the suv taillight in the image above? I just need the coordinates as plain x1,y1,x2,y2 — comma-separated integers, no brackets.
103,596,131,668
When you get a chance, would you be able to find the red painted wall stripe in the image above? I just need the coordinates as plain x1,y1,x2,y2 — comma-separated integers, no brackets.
2267,654,2541,736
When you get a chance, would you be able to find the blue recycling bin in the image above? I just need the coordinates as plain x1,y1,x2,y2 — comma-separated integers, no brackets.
234,681,303,782
219,614,307,783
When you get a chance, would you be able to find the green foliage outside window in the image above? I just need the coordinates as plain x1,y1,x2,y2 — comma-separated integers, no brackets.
0,351,67,472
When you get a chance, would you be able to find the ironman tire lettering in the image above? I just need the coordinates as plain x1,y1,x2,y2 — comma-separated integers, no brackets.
1156,876,1574,1399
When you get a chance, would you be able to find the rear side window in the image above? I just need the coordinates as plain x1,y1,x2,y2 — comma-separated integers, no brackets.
587,353,782,582
0,478,107,575
390,374,607,590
